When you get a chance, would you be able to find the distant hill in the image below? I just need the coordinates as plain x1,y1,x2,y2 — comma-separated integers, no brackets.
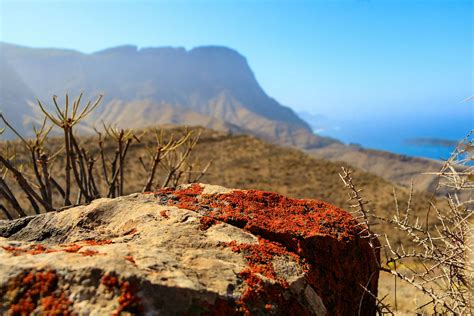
0,42,335,148
1,125,438,233
307,143,443,192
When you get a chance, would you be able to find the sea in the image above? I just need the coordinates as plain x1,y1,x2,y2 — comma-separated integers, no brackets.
300,112,473,161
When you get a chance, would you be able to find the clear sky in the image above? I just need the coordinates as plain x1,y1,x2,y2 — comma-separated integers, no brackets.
0,0,472,122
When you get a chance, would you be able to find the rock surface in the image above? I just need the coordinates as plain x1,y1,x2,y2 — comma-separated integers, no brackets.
0,184,379,315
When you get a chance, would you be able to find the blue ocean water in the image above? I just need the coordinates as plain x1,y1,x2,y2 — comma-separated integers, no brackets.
300,112,473,161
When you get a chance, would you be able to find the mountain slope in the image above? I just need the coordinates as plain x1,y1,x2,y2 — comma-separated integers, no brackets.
0,58,36,135
0,42,334,148
308,143,443,192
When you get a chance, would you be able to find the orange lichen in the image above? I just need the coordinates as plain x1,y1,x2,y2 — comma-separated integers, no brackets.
102,274,119,289
102,273,143,315
154,185,379,314
115,281,142,315
2,244,58,256
83,239,113,246
199,216,217,231
26,244,56,255
173,183,204,196
1,241,107,257
1,245,26,256
3,270,72,315
124,255,137,266
79,249,101,256
228,237,298,282
225,238,309,314
40,292,72,314
160,210,170,219
155,183,203,211
62,244,83,253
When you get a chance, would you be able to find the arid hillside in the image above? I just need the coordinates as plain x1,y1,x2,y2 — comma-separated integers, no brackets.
308,143,443,192
2,126,441,241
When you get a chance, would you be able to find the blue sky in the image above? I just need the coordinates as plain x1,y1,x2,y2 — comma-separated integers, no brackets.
0,0,472,130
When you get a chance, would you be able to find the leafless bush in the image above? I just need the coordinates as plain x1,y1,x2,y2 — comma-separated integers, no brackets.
341,130,473,314
0,93,210,219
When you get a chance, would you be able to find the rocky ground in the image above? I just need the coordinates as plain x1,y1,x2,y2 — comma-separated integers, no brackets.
0,184,379,315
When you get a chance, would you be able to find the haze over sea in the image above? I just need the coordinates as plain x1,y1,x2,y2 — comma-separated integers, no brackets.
300,109,473,161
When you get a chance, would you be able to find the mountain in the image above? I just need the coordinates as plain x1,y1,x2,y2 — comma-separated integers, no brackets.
0,58,36,136
0,42,335,148
0,42,445,192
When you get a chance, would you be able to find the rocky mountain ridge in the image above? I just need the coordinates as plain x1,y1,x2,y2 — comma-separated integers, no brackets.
0,42,334,148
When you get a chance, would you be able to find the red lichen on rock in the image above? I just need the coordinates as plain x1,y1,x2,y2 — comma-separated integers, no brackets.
116,281,142,315
62,244,83,253
26,244,56,255
236,268,309,316
226,238,310,314
156,185,379,315
199,216,218,231
228,237,298,282
155,183,203,211
124,255,137,266
102,274,119,289
174,183,204,196
79,249,102,256
102,273,143,315
83,239,113,246
55,239,110,256
2,270,72,315
2,244,56,256
204,190,360,240
1,245,26,256
2,242,106,257
40,292,71,314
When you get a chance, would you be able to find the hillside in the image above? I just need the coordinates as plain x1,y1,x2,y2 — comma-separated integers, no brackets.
308,143,443,192
1,126,439,238
0,42,334,148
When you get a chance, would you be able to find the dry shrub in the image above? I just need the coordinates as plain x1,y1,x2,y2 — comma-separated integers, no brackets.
341,130,473,314
0,93,210,218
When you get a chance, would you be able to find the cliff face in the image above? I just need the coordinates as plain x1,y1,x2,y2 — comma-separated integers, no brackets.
0,42,334,148
0,184,379,315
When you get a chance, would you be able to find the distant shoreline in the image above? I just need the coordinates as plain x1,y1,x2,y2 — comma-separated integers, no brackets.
404,138,458,148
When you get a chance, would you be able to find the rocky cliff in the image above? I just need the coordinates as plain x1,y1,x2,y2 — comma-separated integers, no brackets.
0,184,379,315
0,42,335,148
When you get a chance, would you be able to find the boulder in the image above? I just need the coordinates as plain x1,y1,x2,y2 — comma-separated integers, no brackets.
0,184,379,315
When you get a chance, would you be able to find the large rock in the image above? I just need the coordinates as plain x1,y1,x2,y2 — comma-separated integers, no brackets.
0,184,379,315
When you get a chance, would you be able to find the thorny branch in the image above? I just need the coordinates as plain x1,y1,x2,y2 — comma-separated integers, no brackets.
340,130,473,314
